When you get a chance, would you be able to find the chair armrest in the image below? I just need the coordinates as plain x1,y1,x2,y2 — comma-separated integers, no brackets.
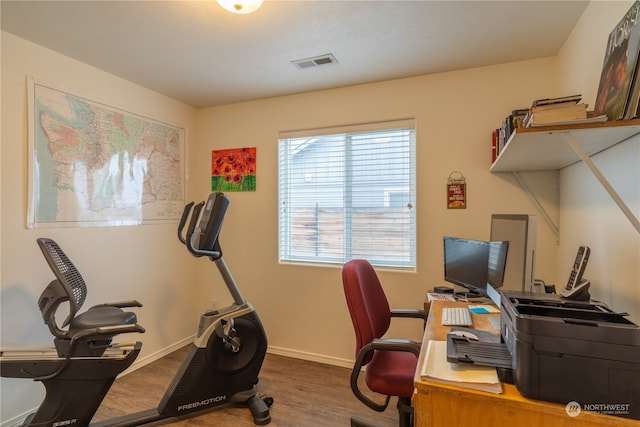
97,324,146,335
390,308,428,321
350,342,391,413
371,338,421,357
349,338,420,412
71,324,146,341
89,300,143,309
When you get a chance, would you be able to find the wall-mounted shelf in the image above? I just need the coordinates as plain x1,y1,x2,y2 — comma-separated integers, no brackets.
490,119,640,172
490,119,640,235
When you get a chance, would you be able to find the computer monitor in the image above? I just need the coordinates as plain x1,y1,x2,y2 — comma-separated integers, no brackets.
444,236,489,295
443,236,509,304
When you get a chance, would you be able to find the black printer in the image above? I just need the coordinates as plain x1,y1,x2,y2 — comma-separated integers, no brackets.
500,291,640,420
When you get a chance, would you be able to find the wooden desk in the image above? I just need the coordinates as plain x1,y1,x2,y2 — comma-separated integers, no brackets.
413,300,638,427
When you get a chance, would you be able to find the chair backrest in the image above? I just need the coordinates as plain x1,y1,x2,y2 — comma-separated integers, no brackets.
37,238,87,331
342,259,391,364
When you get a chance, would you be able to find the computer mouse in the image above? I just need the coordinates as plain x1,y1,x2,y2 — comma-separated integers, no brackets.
448,330,479,341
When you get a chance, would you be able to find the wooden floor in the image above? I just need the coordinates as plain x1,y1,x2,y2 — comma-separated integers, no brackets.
94,346,400,427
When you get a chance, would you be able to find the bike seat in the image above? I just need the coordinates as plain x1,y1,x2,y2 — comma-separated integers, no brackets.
69,306,138,334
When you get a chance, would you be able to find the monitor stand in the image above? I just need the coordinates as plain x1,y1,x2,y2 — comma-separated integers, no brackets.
455,290,485,300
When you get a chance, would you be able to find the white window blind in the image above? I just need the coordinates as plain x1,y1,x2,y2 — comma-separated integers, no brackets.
278,119,416,269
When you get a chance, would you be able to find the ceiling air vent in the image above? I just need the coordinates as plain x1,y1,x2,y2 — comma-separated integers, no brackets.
291,54,338,70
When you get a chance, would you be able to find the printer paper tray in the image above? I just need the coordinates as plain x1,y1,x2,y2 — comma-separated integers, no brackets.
446,335,512,369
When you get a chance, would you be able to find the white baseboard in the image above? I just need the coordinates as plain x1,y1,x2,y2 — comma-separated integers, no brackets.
119,335,194,377
267,345,354,369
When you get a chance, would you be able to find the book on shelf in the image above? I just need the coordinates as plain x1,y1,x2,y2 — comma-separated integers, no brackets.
524,102,588,127
623,2,640,119
420,340,502,394
531,94,582,108
594,1,640,121
491,129,498,163
511,108,528,128
530,100,581,113
491,109,527,163
528,114,608,127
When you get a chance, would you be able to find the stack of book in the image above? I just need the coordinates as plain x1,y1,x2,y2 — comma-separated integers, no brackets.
523,94,596,127
491,94,608,164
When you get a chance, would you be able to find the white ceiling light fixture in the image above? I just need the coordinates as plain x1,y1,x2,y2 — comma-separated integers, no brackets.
217,0,264,14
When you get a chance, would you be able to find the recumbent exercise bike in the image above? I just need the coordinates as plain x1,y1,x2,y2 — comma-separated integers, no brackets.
0,192,273,426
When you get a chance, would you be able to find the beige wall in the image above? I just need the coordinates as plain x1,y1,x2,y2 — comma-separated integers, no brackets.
193,59,560,364
556,1,640,323
1,32,199,422
2,0,639,424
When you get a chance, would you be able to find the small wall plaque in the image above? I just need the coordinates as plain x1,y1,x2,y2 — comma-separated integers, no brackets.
447,171,466,209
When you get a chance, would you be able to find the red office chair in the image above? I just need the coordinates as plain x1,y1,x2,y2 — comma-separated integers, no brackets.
342,259,427,427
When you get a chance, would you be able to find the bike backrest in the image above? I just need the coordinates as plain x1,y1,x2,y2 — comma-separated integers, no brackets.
37,238,87,332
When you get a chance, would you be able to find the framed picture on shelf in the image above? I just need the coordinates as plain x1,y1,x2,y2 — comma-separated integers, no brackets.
594,0,640,120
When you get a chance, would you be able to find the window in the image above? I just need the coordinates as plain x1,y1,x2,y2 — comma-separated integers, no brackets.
278,119,416,269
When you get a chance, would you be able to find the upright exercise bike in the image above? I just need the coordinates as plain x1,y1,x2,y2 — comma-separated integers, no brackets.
0,192,273,426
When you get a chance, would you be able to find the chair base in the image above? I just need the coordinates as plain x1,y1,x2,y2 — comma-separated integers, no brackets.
398,396,413,427
351,416,380,427
350,397,413,427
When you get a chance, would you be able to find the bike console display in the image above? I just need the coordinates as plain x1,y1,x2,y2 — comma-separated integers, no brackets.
199,192,229,252
180,192,229,259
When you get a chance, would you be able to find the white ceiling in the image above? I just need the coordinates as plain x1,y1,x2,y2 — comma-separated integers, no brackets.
1,1,590,108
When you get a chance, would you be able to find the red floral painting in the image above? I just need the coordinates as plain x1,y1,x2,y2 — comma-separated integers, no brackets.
211,147,256,191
